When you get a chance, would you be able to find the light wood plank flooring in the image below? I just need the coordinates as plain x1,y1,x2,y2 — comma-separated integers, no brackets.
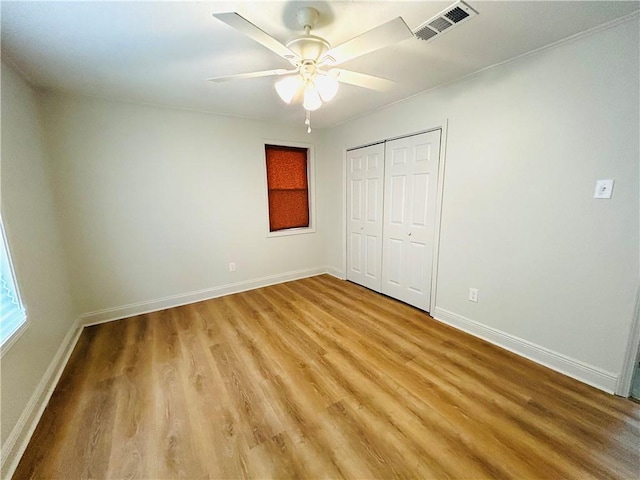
13,275,640,479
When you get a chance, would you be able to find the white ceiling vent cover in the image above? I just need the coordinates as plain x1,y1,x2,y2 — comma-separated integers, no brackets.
414,1,478,43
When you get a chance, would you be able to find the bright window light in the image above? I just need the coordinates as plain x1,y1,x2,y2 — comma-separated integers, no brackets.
1,216,26,352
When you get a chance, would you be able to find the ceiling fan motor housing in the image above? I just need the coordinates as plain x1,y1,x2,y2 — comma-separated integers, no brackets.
286,35,330,62
285,7,334,64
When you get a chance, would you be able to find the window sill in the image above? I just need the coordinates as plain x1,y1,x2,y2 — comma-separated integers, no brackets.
267,226,317,238
1,315,28,358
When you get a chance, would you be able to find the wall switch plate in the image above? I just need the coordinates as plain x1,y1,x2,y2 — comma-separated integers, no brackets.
229,262,236,272
594,179,614,199
468,288,478,303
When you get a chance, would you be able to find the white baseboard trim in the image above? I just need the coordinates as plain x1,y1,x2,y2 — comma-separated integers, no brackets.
1,317,83,479
325,266,345,280
80,266,327,326
432,307,618,394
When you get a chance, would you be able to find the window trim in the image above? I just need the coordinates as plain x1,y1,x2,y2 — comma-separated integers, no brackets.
1,314,28,357
0,215,28,357
263,140,316,238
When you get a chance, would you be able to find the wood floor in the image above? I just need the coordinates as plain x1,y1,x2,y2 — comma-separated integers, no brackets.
14,275,640,479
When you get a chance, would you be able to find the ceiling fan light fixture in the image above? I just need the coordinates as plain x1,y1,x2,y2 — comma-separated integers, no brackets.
211,9,413,132
275,75,302,104
303,82,322,111
315,74,339,102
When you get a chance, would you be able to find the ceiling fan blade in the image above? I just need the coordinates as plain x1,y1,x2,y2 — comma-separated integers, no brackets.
329,69,396,92
208,69,296,82
213,12,299,63
322,17,413,66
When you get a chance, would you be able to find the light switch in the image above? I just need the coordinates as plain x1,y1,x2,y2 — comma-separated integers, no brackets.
594,179,614,199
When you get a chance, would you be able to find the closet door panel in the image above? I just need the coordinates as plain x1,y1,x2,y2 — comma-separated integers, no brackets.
346,144,384,292
350,177,362,217
382,131,440,311
412,173,429,226
408,241,428,293
349,232,362,274
365,235,379,278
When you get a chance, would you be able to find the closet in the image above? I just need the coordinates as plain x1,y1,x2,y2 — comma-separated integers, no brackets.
346,130,441,311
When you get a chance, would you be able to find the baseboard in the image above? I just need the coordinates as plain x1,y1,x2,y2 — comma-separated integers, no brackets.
325,266,345,280
432,307,618,394
80,266,327,326
1,318,83,479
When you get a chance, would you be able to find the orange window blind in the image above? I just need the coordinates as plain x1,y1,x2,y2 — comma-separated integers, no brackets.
265,145,309,232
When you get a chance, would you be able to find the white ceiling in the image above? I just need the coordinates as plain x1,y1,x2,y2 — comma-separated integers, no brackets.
2,1,638,129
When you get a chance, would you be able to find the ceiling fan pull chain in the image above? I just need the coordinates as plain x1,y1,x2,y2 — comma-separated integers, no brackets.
305,110,311,134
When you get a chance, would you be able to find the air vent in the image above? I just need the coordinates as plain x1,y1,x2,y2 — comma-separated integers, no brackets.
445,6,470,24
413,1,478,43
429,17,453,33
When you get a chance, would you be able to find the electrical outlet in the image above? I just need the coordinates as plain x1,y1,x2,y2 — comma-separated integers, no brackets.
468,288,478,303
229,262,236,272
594,179,614,199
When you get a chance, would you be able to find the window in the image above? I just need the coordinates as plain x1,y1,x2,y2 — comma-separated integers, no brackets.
265,143,315,235
1,216,26,353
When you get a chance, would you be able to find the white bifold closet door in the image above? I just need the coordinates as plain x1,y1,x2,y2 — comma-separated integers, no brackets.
346,143,385,292
346,130,440,311
381,131,440,311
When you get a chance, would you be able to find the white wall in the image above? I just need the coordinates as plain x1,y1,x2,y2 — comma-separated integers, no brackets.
39,94,328,317
1,64,77,469
324,18,639,388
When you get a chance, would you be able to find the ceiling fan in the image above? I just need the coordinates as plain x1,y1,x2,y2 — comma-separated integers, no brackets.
209,7,414,131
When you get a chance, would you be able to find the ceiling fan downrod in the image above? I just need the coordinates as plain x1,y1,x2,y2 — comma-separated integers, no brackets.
286,8,331,64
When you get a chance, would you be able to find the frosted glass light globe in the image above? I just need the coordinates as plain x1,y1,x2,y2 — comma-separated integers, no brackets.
315,75,339,102
275,76,302,104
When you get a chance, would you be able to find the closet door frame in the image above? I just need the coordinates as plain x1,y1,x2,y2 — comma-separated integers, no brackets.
342,123,448,314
